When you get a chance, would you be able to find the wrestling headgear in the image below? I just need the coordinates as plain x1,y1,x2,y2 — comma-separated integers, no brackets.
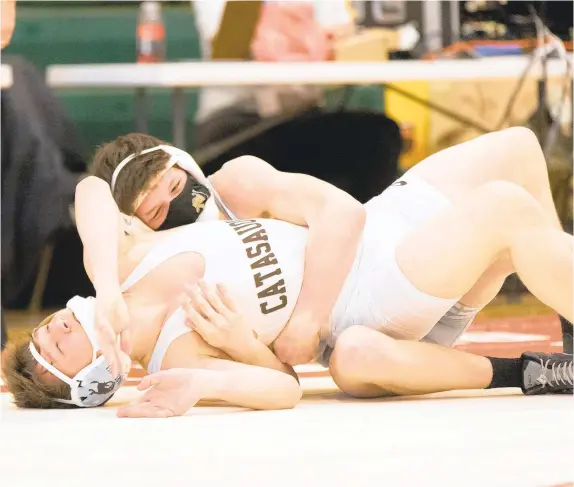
29,296,124,408
111,145,218,228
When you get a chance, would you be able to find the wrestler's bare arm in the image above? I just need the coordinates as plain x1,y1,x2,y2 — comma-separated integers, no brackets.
159,330,302,410
75,176,129,293
181,281,299,381
75,176,161,287
211,156,366,364
219,336,299,382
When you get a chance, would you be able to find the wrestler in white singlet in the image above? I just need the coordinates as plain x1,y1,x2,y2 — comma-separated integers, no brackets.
122,218,308,373
122,172,475,372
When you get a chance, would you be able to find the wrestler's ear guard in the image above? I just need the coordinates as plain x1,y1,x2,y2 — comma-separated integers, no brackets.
29,296,124,408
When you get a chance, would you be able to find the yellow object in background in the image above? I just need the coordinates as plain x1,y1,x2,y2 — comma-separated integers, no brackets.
384,81,430,170
332,28,390,61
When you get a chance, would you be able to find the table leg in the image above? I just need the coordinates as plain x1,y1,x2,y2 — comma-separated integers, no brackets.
172,87,187,150
134,87,149,133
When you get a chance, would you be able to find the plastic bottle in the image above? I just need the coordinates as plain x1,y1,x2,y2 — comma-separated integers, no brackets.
136,1,166,63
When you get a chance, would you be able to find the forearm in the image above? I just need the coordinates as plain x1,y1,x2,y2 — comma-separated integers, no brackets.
1,0,16,49
223,337,299,382
292,202,366,324
198,367,302,410
75,176,122,292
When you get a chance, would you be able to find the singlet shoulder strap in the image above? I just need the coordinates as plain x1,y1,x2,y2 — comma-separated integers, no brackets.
206,177,237,220
120,228,198,292
147,307,189,374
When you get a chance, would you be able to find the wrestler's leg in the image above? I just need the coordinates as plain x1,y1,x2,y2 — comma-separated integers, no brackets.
406,127,562,230
329,326,495,397
330,325,573,398
457,255,513,307
329,323,574,398
329,182,573,398
329,253,567,399
329,261,572,398
328,259,513,398
396,180,573,322
406,127,573,348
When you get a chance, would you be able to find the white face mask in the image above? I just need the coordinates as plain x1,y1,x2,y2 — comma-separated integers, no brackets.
29,296,124,408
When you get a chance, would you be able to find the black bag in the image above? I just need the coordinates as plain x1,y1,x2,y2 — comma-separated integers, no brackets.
196,107,403,204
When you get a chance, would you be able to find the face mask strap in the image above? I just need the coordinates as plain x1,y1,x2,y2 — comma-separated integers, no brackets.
29,343,117,408
54,398,78,406
29,342,84,406
29,342,74,386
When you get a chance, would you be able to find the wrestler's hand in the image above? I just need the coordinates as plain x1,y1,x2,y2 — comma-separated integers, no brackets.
272,314,321,365
182,281,257,354
94,289,132,378
116,368,204,418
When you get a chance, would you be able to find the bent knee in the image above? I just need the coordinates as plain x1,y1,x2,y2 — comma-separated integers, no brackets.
481,128,545,177
498,126,538,142
496,126,543,155
330,326,395,375
474,180,547,224
485,253,515,279
330,327,404,398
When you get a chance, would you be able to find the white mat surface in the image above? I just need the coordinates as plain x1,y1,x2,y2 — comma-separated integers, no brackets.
1,376,572,487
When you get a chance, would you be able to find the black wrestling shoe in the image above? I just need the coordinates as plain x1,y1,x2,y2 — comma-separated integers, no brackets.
521,352,572,395
560,316,573,354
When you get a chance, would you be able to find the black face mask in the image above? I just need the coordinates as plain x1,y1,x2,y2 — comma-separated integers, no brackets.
157,175,211,230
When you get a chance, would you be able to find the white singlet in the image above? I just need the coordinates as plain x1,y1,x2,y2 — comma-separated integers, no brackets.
123,173,464,373
120,218,309,373
197,177,237,222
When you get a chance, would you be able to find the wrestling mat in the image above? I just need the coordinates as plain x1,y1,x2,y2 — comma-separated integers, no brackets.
1,311,572,487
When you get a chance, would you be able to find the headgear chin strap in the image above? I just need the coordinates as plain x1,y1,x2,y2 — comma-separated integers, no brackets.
111,145,208,196
29,296,124,408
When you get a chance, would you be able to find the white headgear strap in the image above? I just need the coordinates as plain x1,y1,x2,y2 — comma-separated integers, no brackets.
110,145,208,196
28,296,124,408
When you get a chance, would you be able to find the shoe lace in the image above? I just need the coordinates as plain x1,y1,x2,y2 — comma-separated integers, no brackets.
536,358,573,388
